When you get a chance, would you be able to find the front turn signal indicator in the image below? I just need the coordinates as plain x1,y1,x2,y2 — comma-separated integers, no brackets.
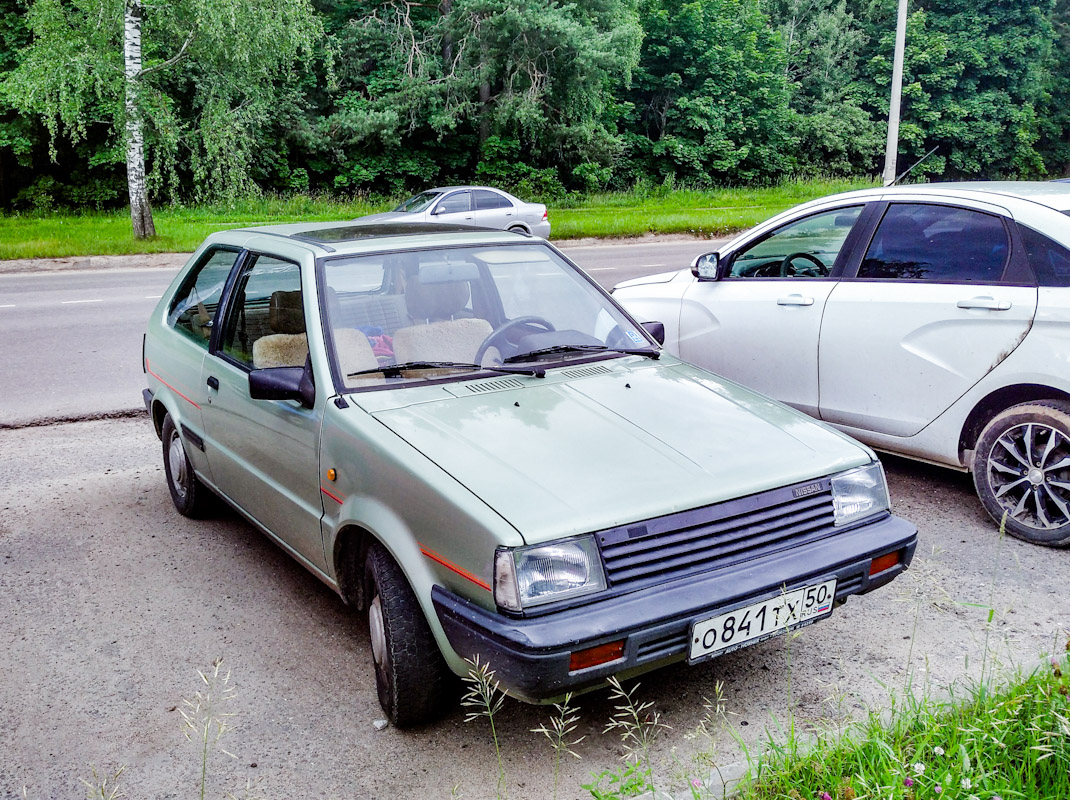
569,640,625,672
869,550,901,576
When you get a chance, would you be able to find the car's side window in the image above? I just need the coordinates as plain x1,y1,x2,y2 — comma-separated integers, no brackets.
167,247,241,345
729,206,863,278
218,254,305,370
1019,224,1070,287
858,204,1010,282
436,191,472,214
474,190,511,210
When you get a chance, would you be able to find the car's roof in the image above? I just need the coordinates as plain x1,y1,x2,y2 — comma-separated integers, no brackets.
420,185,516,196
217,221,529,256
814,181,1070,213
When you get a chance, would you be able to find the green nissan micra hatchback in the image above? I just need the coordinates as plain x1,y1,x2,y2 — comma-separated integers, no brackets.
143,222,917,726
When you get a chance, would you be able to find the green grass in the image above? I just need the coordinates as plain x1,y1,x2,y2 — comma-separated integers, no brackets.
0,178,878,260
733,654,1070,800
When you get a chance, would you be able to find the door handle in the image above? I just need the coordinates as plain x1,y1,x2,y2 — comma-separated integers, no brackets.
206,376,219,390
777,294,815,306
957,297,1011,311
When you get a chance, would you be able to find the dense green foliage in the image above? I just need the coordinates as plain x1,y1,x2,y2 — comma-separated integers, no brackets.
0,0,1068,210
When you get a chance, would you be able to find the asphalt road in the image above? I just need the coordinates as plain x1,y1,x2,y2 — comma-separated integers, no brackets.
0,237,718,427
1,418,1065,800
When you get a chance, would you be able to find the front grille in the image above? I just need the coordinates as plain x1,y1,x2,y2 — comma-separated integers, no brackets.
598,479,837,592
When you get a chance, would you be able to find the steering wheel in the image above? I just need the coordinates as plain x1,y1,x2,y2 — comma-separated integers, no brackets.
475,316,555,364
779,252,829,277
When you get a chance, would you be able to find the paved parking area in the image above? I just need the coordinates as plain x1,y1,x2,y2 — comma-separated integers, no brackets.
1,418,1066,800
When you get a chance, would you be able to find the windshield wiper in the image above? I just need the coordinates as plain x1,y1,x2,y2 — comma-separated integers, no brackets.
503,344,659,364
348,360,545,379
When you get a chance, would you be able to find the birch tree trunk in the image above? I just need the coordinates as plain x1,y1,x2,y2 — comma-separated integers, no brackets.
124,0,155,238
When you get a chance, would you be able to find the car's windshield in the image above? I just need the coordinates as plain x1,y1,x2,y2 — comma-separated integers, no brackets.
394,192,441,213
322,243,656,390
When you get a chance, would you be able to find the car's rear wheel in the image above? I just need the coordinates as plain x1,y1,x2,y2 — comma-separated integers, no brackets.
365,543,452,726
972,400,1070,546
507,225,527,234
161,413,212,518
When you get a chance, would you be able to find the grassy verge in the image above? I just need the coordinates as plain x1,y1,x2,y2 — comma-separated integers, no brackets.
732,654,1070,800
0,178,878,260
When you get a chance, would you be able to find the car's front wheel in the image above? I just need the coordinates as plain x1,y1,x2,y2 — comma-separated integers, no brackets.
365,543,452,726
973,400,1070,546
161,413,213,518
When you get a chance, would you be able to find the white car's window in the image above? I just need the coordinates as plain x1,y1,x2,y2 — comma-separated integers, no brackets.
323,244,652,389
1020,223,1070,287
730,206,863,278
435,191,472,214
395,192,440,213
858,204,1010,282
219,255,304,369
474,190,512,210
167,247,241,346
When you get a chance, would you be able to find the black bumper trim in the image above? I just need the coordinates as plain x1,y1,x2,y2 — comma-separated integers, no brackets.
433,513,917,701
142,388,154,415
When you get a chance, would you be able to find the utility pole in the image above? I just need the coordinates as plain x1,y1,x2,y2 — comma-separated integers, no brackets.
882,0,909,186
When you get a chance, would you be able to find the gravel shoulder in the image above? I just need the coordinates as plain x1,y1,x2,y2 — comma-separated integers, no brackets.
2,419,1066,800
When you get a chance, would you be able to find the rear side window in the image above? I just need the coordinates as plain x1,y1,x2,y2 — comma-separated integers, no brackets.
859,204,1010,282
220,255,304,369
474,190,512,210
1020,224,1070,286
167,247,241,346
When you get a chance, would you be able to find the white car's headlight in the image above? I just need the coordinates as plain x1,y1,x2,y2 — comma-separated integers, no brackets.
494,536,607,611
831,462,890,526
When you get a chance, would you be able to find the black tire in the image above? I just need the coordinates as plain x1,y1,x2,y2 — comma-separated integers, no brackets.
972,400,1070,547
365,543,452,726
161,413,213,518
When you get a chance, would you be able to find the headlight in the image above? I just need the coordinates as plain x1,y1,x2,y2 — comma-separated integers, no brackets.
831,462,890,526
494,536,607,611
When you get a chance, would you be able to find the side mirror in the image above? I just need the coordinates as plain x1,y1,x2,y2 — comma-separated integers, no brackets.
249,361,315,408
691,252,721,280
641,321,665,345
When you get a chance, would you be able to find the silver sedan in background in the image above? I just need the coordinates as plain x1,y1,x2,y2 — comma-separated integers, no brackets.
358,186,551,238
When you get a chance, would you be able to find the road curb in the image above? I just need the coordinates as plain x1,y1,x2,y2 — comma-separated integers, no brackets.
0,407,145,431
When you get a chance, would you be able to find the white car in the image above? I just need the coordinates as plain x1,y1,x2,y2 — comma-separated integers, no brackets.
357,186,551,238
613,182,1070,547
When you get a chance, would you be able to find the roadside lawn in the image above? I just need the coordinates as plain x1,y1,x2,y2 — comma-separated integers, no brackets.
0,179,877,259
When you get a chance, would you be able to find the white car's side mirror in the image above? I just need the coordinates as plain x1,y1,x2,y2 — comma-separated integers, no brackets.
691,252,720,280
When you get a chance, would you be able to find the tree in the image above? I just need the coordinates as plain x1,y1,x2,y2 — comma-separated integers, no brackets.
766,0,881,176
621,0,793,186
313,0,642,195
860,0,1054,179
3,0,324,237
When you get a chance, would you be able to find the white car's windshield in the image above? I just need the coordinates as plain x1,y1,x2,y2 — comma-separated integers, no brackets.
394,192,441,213
322,243,656,389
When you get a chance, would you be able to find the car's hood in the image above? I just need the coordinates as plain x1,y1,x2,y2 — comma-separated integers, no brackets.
613,269,688,290
359,360,870,543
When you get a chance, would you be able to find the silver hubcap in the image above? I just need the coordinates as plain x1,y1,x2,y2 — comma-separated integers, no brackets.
987,422,1070,530
167,431,189,500
369,595,387,669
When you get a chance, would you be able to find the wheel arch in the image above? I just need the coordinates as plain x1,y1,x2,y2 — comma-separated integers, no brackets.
332,523,374,610
507,223,530,234
149,398,169,440
959,383,1070,461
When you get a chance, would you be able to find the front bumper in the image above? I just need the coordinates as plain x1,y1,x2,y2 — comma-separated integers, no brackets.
433,513,916,702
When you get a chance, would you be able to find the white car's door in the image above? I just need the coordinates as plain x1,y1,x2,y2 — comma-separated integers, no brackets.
430,190,475,225
471,189,515,229
819,201,1039,437
677,205,867,416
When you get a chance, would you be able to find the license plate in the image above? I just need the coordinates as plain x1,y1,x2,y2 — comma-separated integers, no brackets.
689,579,837,662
